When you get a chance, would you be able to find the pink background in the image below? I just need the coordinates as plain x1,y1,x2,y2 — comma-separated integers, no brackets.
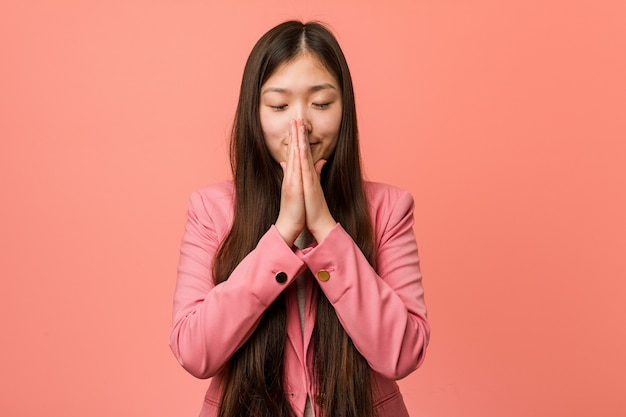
1,1,625,416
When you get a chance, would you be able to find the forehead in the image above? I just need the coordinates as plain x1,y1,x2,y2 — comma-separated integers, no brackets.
263,52,339,89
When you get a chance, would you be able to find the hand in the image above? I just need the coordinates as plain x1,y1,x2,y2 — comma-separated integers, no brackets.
274,120,306,246
275,119,336,246
296,120,337,243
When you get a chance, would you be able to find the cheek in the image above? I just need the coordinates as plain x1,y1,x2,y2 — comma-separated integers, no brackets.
260,112,287,142
314,109,342,138
260,112,290,162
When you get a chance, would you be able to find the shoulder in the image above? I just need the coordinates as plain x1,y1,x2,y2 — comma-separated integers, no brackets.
186,181,235,228
193,181,234,198
364,181,414,212
191,181,234,204
364,181,416,236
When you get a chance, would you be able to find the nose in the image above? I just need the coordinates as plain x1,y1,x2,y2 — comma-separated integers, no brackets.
293,104,312,134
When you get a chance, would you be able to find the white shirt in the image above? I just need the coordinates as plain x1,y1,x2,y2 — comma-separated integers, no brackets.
294,231,313,417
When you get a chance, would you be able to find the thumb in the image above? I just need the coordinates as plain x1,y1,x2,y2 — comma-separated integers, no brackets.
314,159,327,177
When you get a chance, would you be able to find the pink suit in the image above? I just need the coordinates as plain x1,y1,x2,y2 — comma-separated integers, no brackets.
170,181,430,416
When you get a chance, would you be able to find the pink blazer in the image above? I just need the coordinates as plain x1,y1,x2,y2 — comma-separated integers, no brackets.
169,181,430,417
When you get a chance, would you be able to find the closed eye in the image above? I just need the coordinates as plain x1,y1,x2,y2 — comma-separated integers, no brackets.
269,104,288,111
313,103,331,109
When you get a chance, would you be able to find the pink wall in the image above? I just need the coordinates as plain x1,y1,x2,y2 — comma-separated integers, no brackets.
1,1,625,416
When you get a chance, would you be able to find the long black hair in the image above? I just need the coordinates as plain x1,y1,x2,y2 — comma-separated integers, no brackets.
214,21,376,417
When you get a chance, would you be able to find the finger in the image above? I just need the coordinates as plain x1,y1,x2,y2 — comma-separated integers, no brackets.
297,121,316,182
284,120,299,182
290,120,302,181
298,120,314,164
282,120,304,217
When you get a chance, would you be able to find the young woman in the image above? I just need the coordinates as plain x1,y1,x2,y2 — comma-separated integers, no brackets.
169,20,430,417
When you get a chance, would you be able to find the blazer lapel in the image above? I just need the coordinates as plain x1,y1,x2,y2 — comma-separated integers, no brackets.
285,280,305,367
303,272,318,357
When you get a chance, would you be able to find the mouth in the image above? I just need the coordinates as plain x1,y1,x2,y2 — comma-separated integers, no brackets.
281,142,320,149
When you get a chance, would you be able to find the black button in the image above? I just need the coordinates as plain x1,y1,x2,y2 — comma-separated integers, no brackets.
275,271,288,284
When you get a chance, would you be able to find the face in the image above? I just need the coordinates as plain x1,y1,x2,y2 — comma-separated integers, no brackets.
259,52,342,164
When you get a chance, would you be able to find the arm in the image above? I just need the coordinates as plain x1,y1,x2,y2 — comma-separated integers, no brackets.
300,190,429,380
169,190,305,379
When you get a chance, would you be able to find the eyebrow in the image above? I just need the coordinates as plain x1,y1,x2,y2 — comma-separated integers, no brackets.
261,83,337,95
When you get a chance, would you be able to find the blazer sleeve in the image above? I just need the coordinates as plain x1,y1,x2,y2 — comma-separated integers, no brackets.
300,190,430,379
169,190,305,379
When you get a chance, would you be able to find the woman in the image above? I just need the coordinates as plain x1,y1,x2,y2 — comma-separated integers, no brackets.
170,20,429,417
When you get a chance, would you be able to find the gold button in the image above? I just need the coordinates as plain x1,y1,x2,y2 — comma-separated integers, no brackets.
317,270,330,282
275,271,287,284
